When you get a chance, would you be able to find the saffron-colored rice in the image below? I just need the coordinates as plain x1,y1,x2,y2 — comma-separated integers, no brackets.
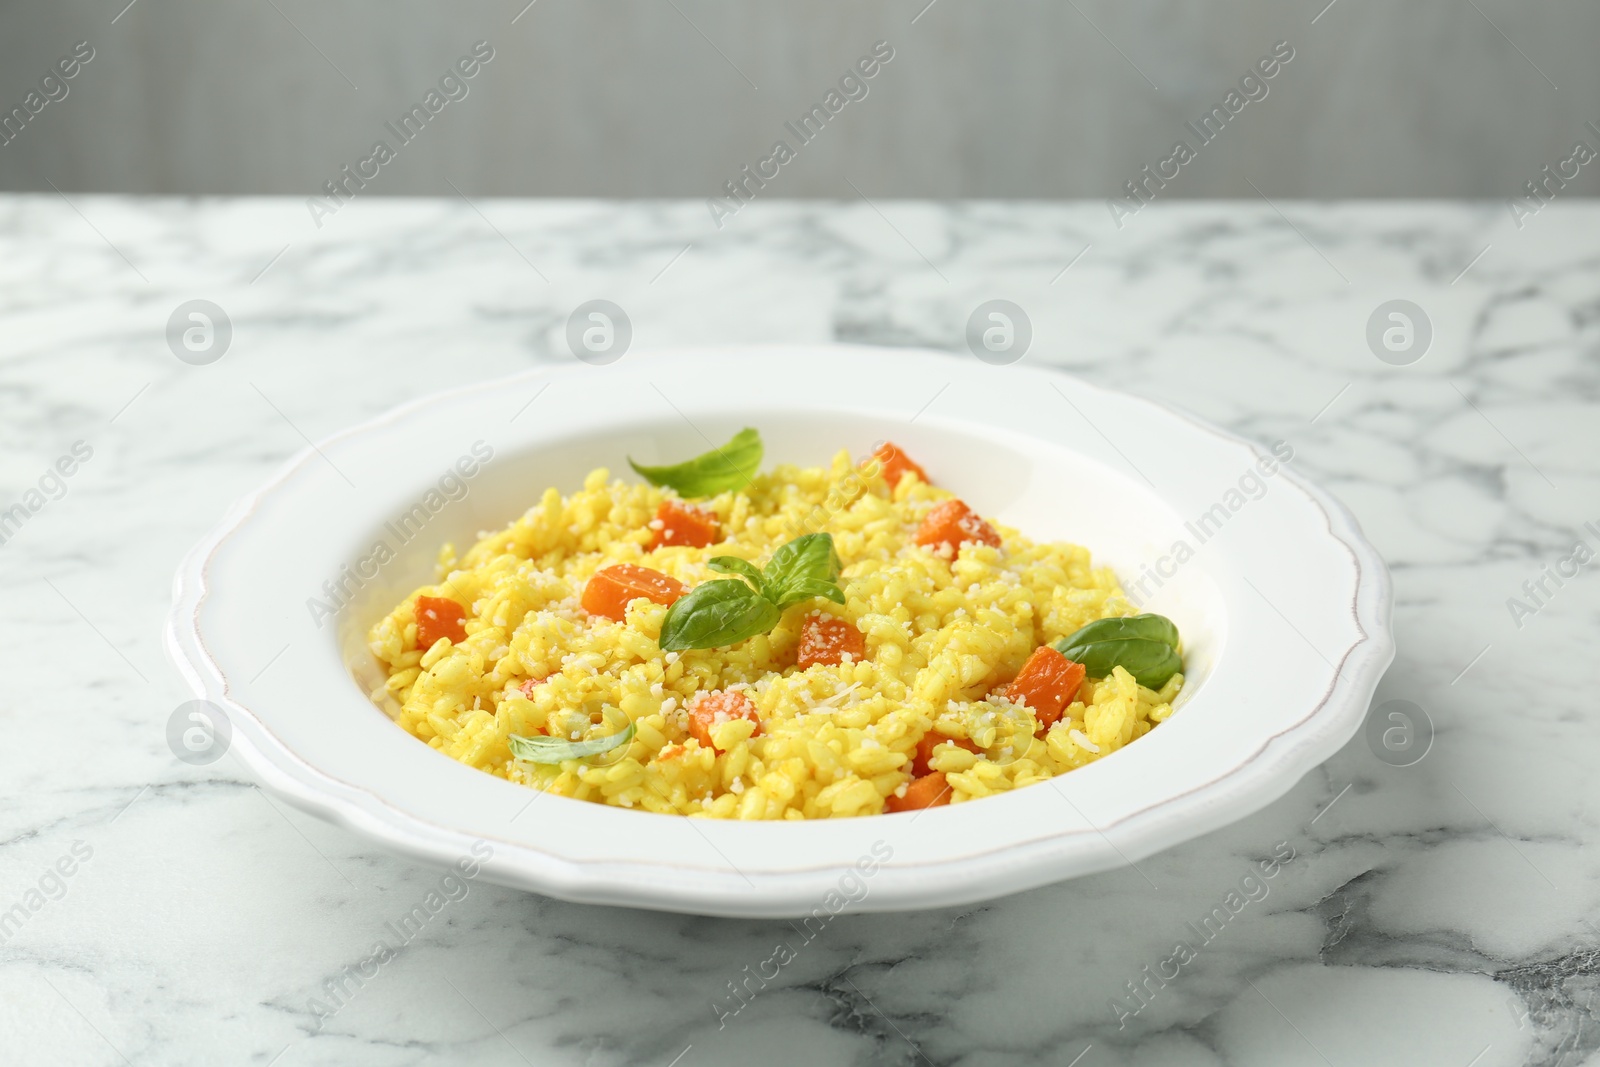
367,450,1181,819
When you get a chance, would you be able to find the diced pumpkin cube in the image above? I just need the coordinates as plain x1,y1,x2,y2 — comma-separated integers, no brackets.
687,689,761,752
885,771,951,813
1005,645,1087,731
1004,643,1094,735
414,595,467,648
649,499,720,550
914,499,1000,552
868,441,928,489
797,613,865,669
911,730,981,777
581,564,686,621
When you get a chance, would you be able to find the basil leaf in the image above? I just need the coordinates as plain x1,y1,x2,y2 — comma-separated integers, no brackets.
707,555,767,595
509,721,636,763
763,532,841,585
1056,614,1180,651
762,532,844,608
1053,637,1182,689
769,577,847,610
628,428,763,498
659,579,781,651
1051,613,1183,688
658,534,847,651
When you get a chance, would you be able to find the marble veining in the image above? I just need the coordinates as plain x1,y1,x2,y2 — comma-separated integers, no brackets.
0,196,1596,1066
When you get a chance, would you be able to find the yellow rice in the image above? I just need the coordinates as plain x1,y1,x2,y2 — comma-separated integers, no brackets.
367,449,1182,819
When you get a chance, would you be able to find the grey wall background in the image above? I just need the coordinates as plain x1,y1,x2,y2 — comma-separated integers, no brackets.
0,0,1596,200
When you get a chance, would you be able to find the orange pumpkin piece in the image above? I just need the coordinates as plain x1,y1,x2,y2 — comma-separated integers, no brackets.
910,731,981,777
868,441,928,490
914,499,1000,553
649,499,720,550
1005,645,1087,731
581,564,686,621
686,690,762,752
796,613,866,669
414,595,467,648
885,771,952,813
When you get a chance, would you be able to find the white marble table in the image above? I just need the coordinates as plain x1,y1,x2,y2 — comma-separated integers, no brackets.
2,196,1594,1066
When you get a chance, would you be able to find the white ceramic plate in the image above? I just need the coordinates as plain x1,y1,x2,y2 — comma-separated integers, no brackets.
166,346,1392,917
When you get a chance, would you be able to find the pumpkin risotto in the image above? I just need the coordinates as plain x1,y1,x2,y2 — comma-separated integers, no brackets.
367,432,1184,819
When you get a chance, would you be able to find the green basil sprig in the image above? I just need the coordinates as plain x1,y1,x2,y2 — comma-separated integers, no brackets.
659,532,846,651
1052,613,1183,689
753,532,845,609
659,579,781,650
628,428,762,498
508,721,636,763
